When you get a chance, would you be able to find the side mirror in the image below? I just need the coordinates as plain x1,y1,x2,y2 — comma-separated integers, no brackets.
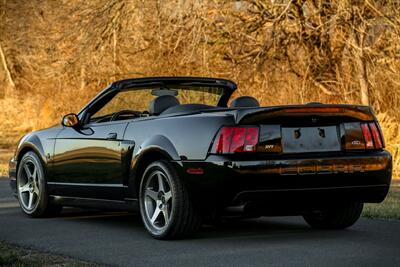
62,113,80,127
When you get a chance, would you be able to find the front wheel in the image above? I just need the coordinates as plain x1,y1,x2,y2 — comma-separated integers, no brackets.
303,202,364,229
139,160,201,239
16,151,62,217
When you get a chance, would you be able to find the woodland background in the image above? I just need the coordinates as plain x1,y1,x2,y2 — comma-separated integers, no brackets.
0,0,399,178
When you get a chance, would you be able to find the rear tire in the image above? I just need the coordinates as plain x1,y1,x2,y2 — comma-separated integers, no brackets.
303,202,363,229
139,160,201,239
16,151,62,217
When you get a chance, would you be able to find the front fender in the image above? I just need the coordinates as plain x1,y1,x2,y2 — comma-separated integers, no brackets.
9,133,48,192
16,134,47,165
13,126,62,179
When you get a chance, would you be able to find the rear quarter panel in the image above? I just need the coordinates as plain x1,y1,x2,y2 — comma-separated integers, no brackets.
124,113,235,160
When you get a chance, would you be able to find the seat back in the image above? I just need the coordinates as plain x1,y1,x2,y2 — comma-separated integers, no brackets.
149,95,180,115
230,96,260,108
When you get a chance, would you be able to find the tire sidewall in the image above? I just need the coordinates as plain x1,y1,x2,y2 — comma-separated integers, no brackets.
139,161,178,238
303,202,363,229
17,151,49,217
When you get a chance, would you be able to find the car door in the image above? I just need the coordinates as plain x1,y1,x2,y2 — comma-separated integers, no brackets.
50,121,128,200
49,87,156,201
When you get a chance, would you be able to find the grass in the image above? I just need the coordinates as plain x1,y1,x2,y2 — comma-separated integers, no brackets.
0,149,13,177
0,130,19,177
0,241,99,267
0,242,20,267
363,185,400,220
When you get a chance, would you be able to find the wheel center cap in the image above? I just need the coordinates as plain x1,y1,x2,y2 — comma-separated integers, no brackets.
157,192,166,204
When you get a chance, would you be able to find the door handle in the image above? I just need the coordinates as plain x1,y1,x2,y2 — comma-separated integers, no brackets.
106,133,118,140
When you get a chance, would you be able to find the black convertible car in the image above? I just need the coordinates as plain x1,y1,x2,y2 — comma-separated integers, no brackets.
9,77,392,239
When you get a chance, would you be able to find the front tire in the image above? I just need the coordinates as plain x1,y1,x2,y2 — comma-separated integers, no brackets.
139,160,201,239
303,202,363,229
16,151,62,217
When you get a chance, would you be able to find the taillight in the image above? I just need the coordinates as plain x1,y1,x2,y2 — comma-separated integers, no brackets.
214,127,234,154
369,123,383,149
211,126,259,154
230,128,247,152
361,124,374,149
361,122,384,150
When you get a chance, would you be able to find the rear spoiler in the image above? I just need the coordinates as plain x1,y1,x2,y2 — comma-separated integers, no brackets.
236,105,376,124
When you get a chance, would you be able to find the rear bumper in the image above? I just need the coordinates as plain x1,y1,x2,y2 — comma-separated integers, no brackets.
181,150,392,210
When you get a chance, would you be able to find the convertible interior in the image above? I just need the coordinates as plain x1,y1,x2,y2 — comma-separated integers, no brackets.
90,88,260,123
152,95,260,116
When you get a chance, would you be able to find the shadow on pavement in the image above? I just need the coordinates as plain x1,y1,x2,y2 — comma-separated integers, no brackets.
53,207,363,242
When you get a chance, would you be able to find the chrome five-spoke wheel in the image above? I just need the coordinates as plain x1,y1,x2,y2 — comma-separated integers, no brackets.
17,151,62,217
144,171,173,230
139,160,201,239
18,158,41,212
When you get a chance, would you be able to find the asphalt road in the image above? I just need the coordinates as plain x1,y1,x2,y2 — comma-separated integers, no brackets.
1,179,400,267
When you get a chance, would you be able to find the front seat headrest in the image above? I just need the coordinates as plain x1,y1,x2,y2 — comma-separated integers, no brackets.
149,95,180,115
230,96,260,108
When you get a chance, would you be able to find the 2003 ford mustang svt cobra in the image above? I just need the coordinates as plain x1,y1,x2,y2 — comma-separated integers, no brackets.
9,77,392,239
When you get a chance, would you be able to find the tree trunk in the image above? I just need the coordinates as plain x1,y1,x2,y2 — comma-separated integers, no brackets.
352,23,369,105
356,50,369,106
0,42,15,97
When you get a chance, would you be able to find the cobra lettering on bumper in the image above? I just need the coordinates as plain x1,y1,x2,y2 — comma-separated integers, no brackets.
280,164,364,175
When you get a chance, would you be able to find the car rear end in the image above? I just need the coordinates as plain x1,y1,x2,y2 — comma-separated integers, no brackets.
183,104,392,216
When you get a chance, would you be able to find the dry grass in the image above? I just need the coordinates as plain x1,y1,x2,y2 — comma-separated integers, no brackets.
376,113,400,178
363,185,400,220
0,149,13,177
0,241,99,267
0,0,399,178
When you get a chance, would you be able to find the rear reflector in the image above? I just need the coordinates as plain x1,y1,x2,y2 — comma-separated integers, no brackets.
361,122,384,150
211,126,259,154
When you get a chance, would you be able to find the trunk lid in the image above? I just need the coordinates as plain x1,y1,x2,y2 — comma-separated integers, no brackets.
236,104,375,124
234,104,379,154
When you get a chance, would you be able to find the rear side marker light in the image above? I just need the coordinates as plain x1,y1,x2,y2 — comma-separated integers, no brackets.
186,168,204,175
211,126,259,154
361,122,384,150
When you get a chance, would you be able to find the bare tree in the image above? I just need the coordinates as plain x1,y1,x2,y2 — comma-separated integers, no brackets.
0,42,15,97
